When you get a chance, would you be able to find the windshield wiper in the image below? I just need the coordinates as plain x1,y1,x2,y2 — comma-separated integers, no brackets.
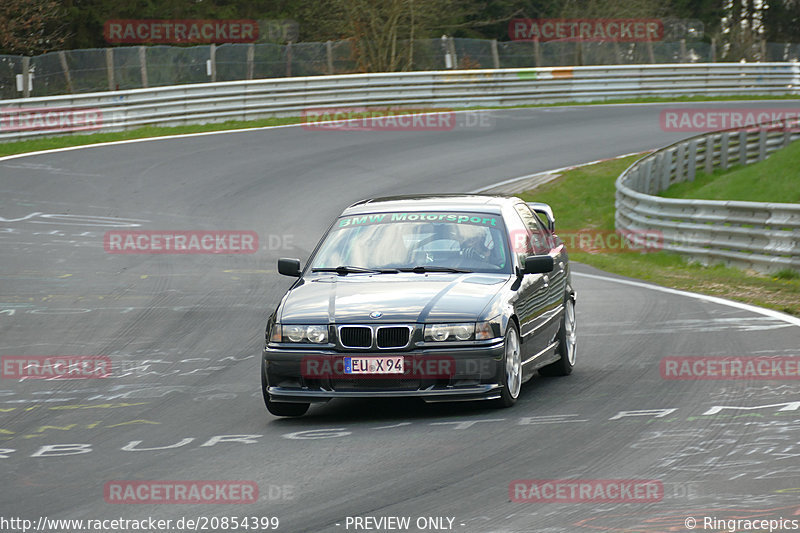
311,265,399,275
398,266,473,274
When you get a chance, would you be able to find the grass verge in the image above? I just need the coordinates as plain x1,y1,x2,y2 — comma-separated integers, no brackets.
517,154,800,317
660,139,800,203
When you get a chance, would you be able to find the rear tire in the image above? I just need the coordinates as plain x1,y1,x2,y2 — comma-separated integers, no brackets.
539,296,576,377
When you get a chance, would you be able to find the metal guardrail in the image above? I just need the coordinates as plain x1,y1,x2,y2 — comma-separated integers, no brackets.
1,62,799,142
616,120,800,273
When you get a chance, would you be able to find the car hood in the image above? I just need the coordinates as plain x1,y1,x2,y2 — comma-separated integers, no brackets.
280,273,510,324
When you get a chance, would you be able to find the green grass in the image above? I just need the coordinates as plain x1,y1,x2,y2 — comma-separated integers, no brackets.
660,139,800,203
3,93,800,158
518,155,800,317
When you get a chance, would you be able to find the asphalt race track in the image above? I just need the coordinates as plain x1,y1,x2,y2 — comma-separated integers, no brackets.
1,102,799,533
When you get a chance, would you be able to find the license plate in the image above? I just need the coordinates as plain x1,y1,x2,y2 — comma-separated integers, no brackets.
344,356,404,374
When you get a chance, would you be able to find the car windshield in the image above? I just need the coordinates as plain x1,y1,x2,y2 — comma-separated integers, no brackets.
310,211,512,274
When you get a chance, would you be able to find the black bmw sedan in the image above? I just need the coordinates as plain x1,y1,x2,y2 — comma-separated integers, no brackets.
262,194,576,416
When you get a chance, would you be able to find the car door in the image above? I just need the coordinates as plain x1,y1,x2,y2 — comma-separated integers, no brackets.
508,203,554,360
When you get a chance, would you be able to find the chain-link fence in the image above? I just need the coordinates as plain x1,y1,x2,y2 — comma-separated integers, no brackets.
3,37,799,100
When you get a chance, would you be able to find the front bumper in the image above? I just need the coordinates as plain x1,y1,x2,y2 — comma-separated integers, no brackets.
263,341,505,403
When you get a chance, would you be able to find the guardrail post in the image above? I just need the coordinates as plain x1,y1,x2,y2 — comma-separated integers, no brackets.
139,46,148,88
653,152,665,193
326,40,334,74
676,143,686,184
246,44,255,80
687,141,698,181
720,132,730,169
758,129,768,161
642,158,654,194
661,150,673,191
58,51,74,94
22,56,30,97
106,48,115,91
491,39,500,69
784,118,794,147
738,130,748,165
704,134,714,174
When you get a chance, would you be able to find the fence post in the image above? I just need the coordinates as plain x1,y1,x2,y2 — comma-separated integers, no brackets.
491,39,500,69
710,37,716,62
58,51,74,93
646,40,655,64
448,37,458,68
138,46,148,88
534,39,541,67
246,43,255,80
106,48,115,91
761,39,767,60
22,56,30,97
326,40,334,74
680,39,687,62
209,44,217,82
286,41,292,77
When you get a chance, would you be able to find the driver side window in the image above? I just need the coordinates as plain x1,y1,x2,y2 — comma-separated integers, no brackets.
513,204,551,256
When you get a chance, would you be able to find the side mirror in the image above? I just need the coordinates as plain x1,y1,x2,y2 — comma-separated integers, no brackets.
523,255,554,275
278,258,301,277
527,202,556,233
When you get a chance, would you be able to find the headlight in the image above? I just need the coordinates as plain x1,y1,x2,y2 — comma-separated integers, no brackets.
475,321,498,340
424,323,475,342
281,324,329,344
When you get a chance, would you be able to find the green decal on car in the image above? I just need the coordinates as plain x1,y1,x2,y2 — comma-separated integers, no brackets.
339,212,498,227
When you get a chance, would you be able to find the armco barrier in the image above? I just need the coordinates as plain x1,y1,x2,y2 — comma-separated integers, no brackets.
615,119,800,273
1,62,799,141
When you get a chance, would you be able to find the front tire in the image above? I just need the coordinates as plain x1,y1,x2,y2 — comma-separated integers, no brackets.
495,322,522,408
539,295,576,377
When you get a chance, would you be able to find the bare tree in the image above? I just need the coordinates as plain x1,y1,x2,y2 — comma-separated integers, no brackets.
0,0,67,54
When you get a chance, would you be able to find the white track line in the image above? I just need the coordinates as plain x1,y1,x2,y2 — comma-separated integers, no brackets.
574,272,800,328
